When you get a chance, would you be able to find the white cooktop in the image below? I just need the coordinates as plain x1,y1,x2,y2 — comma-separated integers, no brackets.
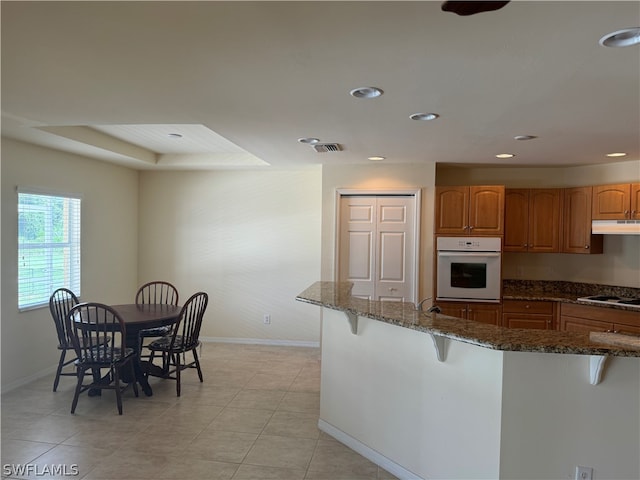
577,296,640,310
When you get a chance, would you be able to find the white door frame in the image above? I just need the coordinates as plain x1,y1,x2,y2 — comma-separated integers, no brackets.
334,188,422,304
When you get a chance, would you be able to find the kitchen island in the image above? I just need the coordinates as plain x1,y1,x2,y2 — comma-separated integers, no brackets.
297,282,640,480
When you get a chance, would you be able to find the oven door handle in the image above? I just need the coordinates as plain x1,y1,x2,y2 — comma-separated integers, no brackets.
437,252,501,257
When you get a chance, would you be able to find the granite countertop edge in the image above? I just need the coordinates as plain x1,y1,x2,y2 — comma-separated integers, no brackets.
297,281,640,358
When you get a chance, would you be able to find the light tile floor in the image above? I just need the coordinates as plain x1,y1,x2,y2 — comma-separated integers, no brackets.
1,343,397,480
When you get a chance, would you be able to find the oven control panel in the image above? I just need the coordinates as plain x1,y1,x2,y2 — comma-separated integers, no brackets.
437,236,502,252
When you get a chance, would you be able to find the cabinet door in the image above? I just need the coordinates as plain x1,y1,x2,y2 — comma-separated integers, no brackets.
469,186,504,235
434,186,469,235
503,300,555,330
467,304,502,325
631,183,640,219
592,183,631,219
504,189,529,252
435,302,468,319
561,316,613,333
528,189,562,253
614,323,640,335
503,313,553,330
562,187,603,254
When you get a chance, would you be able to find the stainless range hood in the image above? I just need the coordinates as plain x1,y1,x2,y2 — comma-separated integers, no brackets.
592,220,640,235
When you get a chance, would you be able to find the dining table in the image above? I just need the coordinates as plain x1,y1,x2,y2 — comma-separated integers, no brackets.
110,303,182,396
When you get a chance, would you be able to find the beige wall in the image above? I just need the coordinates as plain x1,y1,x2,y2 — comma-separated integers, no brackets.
1,138,139,390
321,163,437,304
437,161,640,287
137,168,323,344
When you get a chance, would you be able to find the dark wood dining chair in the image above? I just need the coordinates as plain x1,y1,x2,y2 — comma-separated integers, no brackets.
147,292,208,396
135,281,179,359
49,288,80,392
66,303,139,414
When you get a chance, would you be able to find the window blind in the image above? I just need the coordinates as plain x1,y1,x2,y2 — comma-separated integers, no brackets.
18,191,81,310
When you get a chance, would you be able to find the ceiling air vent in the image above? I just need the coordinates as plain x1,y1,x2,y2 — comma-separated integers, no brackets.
311,143,342,153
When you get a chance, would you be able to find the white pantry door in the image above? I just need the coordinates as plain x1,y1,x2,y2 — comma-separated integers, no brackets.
338,195,417,302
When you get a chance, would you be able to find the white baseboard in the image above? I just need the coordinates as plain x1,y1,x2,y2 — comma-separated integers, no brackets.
318,418,423,480
201,337,320,348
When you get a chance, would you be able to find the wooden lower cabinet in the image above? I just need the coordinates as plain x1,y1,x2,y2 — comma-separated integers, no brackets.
436,302,502,325
502,299,556,330
560,303,640,334
436,300,639,333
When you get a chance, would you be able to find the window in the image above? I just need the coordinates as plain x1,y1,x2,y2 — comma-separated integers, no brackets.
18,190,81,310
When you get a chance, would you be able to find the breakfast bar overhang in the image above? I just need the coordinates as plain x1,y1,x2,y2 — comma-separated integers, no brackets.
297,282,640,480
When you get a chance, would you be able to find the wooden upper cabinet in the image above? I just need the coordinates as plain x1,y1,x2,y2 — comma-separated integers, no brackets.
504,189,529,251
562,186,603,254
528,189,562,252
469,186,504,235
632,183,640,219
592,183,633,219
435,185,504,235
504,188,561,252
434,186,468,235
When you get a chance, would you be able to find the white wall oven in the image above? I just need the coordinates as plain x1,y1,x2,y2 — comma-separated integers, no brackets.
436,237,502,303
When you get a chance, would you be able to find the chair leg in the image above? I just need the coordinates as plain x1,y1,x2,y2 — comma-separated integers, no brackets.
174,352,181,397
70,367,85,414
130,361,139,398
53,350,67,392
192,348,203,383
113,367,123,415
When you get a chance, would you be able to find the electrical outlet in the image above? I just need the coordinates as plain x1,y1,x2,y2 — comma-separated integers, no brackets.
575,466,593,480
263,314,271,325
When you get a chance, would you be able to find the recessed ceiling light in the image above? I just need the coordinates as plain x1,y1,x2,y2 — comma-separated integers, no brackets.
297,137,320,144
349,87,383,99
168,133,183,138
368,156,386,161
599,27,640,47
496,153,515,159
409,113,439,121
606,152,627,158
514,135,537,141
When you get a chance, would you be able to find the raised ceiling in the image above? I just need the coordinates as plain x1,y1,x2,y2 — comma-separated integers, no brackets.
2,1,639,170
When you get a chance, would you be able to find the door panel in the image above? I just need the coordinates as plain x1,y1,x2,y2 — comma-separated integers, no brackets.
376,197,414,302
379,232,405,281
349,205,374,222
347,232,373,280
339,197,376,299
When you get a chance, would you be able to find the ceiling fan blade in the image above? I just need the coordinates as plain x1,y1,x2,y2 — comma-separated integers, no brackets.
441,1,510,16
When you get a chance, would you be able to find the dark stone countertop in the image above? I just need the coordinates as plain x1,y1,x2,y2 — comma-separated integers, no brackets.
296,281,640,358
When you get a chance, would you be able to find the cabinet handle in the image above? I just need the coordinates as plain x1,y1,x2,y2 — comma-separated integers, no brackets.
525,304,530,309
584,245,590,249
469,226,474,230
523,243,528,247
632,210,637,218
624,209,630,218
